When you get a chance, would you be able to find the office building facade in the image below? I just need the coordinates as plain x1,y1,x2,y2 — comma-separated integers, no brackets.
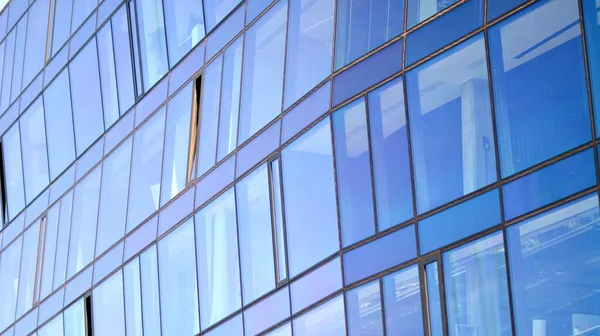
0,0,598,335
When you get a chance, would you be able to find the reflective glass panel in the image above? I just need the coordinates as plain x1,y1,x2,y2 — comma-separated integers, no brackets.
140,246,161,336
239,0,287,143
196,189,242,329
282,118,339,277
124,259,142,336
204,0,240,31
426,262,443,336
111,6,136,115
135,0,169,90
346,281,383,335
53,191,74,289
37,314,63,336
489,0,591,177
382,265,424,335
0,238,22,331
20,98,49,203
16,221,40,318
217,38,243,160
2,124,24,219
164,0,205,66
22,0,50,87
1,28,15,112
93,271,126,336
97,24,120,128
408,0,458,28
197,55,222,176
407,34,496,213
583,0,600,136
293,295,346,336
71,0,96,32
51,0,73,55
64,299,86,336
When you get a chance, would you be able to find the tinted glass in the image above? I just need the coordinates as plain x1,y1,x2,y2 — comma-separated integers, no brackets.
335,0,404,69
282,118,339,277
239,0,287,143
93,271,126,336
293,295,346,336
244,287,290,335
489,0,591,177
71,0,96,32
583,0,600,136
127,109,166,231
408,0,458,28
2,124,24,219
63,299,86,336
284,0,334,107
112,6,136,115
236,164,275,304
37,314,63,336
507,194,600,336
0,28,15,112
196,189,242,329
22,0,50,87
217,38,243,160
53,191,74,289
204,0,240,31
11,17,26,102
51,0,73,55
368,77,413,229
346,281,383,335
0,238,22,331
407,34,496,213
140,246,161,336
197,56,222,176
382,265,424,335
16,221,40,318
487,0,526,21
70,40,105,155
135,0,169,90
39,205,59,300
20,98,49,203
425,262,443,336
44,70,76,180
164,0,205,66
158,220,200,335
290,258,342,314
97,24,120,128
124,259,142,336
333,98,376,246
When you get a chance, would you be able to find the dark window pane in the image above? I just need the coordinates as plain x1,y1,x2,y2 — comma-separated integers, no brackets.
335,0,404,69
382,265,424,335
507,194,600,336
407,34,496,213
20,98,49,203
443,233,512,336
2,124,25,219
367,77,413,230
293,295,346,336
204,0,240,31
135,0,169,90
489,0,591,177
408,0,458,28
93,271,126,336
164,0,205,66
333,98,376,246
346,280,384,335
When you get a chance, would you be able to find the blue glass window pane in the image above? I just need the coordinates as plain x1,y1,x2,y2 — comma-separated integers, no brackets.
124,259,142,336
282,81,330,144
71,0,96,32
206,5,244,60
487,0,525,21
16,221,40,318
53,191,73,290
97,24,120,128
282,118,339,277
135,0,169,90
140,246,161,336
266,323,292,336
408,0,458,28
368,77,413,230
0,237,21,331
127,109,166,232
489,0,590,177
20,98,49,203
334,0,404,69
67,166,101,278
0,28,15,112
284,0,334,108
44,70,76,180
347,281,383,335
10,12,26,101
112,7,136,115
37,314,63,336
503,149,596,220
195,189,242,329
70,40,105,155
205,315,244,336
293,295,346,336
93,271,126,336
7,0,27,29
444,233,512,336
582,0,600,135
164,0,205,66
96,140,132,256
290,258,342,314
39,205,59,300
236,164,275,304
51,0,73,56
217,38,243,160
198,56,223,176
407,34,496,213
333,98,376,246
343,225,417,285
2,124,25,219
64,299,85,336
405,0,483,66
247,0,273,22
239,0,287,143
507,194,600,336
194,156,235,206
160,83,193,206
332,40,403,107
235,120,280,177
22,0,50,88
204,0,240,31
419,189,501,254
425,262,443,336
382,265,424,335
158,220,200,335
244,287,290,335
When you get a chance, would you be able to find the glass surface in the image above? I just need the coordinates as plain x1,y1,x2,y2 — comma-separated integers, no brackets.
282,118,339,277
489,0,591,177
140,246,161,336
266,323,292,336
583,0,600,136
290,258,342,314
2,124,24,219
236,164,276,304
53,191,74,290
127,109,166,232
71,0,96,32
244,287,290,335
206,5,244,60
408,0,458,28
67,166,101,278
343,225,417,285
204,0,240,31
270,159,287,281
111,6,136,115
235,121,280,176
19,98,49,203
51,0,73,55
382,265,424,335
217,38,243,160
37,314,64,336
0,238,22,331
407,34,496,213
198,55,223,176
284,0,334,107
164,0,205,66
293,295,346,336
487,0,525,21
346,280,383,335
419,189,501,254
44,69,76,180
333,98,376,246
96,139,133,256
161,83,193,206
282,81,330,143
444,233,512,336
205,315,244,336
70,40,105,155
16,221,40,318
135,0,169,90
247,0,273,22
335,0,404,69
239,0,287,143
39,205,59,300
63,299,86,336
196,189,242,329
11,16,26,102
158,220,200,335
426,262,443,336
22,0,50,87
507,194,600,336
93,271,126,336
124,259,142,336
368,77,413,229
0,28,15,112
97,24,120,128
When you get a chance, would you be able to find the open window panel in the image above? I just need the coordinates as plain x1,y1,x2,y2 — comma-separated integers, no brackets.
420,253,449,336
0,142,6,226
268,156,288,285
187,75,202,183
